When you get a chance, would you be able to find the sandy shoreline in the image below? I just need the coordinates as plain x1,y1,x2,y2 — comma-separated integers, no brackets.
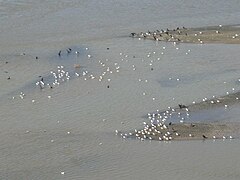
131,25,240,44
120,90,240,141
124,122,240,141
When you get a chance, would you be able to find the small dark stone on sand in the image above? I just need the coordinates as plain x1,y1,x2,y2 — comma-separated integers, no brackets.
107,85,110,88
107,48,109,50
5,61,8,64
7,76,10,80
151,68,154,71
36,56,38,59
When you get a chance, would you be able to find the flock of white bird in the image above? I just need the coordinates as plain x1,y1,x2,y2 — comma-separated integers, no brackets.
8,39,240,143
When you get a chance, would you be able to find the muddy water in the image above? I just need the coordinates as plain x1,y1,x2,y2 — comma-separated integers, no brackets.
1,0,240,179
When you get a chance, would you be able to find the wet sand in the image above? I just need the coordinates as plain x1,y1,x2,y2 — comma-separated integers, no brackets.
126,122,240,141
122,90,240,141
131,25,240,44
178,90,240,112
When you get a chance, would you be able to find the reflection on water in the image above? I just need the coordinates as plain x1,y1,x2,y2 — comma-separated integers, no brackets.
1,0,240,179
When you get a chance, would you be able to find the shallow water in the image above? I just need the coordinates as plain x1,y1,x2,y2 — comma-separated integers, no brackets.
1,0,240,179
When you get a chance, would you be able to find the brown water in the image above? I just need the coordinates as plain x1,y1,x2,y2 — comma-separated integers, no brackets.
1,0,240,179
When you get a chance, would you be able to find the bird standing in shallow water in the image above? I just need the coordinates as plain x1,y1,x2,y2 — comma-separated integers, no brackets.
58,50,62,57
66,48,72,54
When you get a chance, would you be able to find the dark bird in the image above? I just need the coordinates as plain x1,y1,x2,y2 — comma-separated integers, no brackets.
66,48,72,53
58,50,62,57
202,135,208,139
130,32,136,37
179,104,188,109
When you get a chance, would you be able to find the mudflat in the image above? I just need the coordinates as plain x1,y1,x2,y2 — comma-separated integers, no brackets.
131,25,240,44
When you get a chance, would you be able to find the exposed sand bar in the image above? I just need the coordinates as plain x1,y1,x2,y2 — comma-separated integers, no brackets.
179,90,240,112
126,122,240,141
120,91,240,141
131,25,240,44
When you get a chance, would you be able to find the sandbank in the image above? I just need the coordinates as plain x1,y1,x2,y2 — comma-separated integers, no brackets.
131,25,240,44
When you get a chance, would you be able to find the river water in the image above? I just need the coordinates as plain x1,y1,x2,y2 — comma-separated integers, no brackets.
1,0,240,179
